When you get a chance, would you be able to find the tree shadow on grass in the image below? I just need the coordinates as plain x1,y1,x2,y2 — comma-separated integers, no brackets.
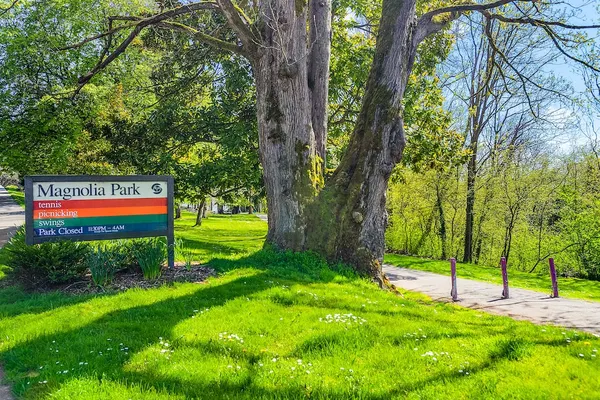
1,270,273,398
0,286,111,319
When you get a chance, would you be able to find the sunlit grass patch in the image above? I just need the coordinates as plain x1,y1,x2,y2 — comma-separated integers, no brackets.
0,214,599,399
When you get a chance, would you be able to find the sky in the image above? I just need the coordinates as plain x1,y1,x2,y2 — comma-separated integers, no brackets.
545,0,600,149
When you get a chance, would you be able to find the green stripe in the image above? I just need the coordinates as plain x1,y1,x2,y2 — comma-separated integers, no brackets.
34,214,167,229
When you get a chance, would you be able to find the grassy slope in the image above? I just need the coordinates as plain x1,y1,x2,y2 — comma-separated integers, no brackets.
385,254,600,303
5,185,25,208
0,213,598,399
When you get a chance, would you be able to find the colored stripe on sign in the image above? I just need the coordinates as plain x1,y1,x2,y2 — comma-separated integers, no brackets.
33,214,167,229
33,198,167,210
34,206,167,220
34,222,168,237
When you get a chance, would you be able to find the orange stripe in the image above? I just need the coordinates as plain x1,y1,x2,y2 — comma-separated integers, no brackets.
34,206,167,219
34,198,167,210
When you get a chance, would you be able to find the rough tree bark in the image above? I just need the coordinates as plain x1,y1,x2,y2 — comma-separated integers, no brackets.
252,0,320,251
194,198,206,227
304,0,423,284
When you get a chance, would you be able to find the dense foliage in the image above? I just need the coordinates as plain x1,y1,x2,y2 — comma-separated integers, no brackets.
4,229,90,288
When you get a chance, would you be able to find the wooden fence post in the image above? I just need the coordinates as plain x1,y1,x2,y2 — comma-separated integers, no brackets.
501,257,509,299
549,258,559,298
450,258,458,301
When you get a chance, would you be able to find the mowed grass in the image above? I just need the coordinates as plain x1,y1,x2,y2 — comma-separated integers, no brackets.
385,254,600,303
0,213,598,399
5,185,25,208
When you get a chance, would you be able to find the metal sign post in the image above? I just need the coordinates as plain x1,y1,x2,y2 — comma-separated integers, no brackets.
25,175,175,269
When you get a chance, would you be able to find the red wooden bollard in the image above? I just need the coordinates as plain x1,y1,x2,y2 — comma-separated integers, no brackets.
450,258,458,301
549,258,559,298
501,257,509,299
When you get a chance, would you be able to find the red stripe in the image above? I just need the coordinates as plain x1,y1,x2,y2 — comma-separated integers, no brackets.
33,198,167,210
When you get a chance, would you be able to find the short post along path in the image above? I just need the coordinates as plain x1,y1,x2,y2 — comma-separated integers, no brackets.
384,265,600,336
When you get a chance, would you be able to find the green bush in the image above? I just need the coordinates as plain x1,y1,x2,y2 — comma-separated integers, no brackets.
133,238,166,280
87,246,126,287
175,239,195,271
5,228,90,288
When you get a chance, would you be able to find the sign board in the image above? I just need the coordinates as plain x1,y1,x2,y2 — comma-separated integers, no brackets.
24,175,174,267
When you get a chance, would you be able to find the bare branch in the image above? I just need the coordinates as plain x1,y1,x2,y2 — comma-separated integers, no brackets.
71,2,222,94
60,20,140,50
421,0,535,21
0,0,18,16
483,12,600,30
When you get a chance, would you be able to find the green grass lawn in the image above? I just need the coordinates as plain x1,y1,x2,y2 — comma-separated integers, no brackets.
1,213,600,399
5,185,25,208
385,254,600,303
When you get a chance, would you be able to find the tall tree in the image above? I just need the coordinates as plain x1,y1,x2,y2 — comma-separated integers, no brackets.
10,0,600,281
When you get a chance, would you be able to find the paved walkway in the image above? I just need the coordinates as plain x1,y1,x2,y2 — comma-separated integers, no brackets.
383,265,600,336
0,185,21,399
0,185,24,247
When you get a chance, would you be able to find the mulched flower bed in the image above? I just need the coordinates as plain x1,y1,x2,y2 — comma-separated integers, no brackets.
1,264,216,295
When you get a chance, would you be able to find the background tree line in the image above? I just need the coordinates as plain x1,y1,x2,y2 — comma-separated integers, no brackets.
1,0,599,278
385,10,600,280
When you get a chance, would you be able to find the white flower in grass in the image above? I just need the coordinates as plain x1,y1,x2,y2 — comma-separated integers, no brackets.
259,363,264,367
272,358,278,363
579,354,584,358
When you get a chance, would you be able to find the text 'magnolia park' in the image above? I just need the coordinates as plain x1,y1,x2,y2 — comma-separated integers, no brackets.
24,175,175,267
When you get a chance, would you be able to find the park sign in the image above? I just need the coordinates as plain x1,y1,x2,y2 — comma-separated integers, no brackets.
24,176,175,266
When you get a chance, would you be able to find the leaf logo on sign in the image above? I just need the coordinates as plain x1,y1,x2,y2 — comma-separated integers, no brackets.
151,183,163,195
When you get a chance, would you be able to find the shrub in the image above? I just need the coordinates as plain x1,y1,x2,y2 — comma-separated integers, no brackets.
133,238,166,280
87,246,127,287
5,228,90,288
175,239,195,271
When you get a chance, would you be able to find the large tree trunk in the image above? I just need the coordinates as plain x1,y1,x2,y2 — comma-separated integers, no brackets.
304,0,418,284
252,0,329,251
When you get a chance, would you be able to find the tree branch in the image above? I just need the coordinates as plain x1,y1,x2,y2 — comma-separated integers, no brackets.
71,2,223,94
215,0,257,51
415,1,537,46
156,21,248,56
0,0,18,16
